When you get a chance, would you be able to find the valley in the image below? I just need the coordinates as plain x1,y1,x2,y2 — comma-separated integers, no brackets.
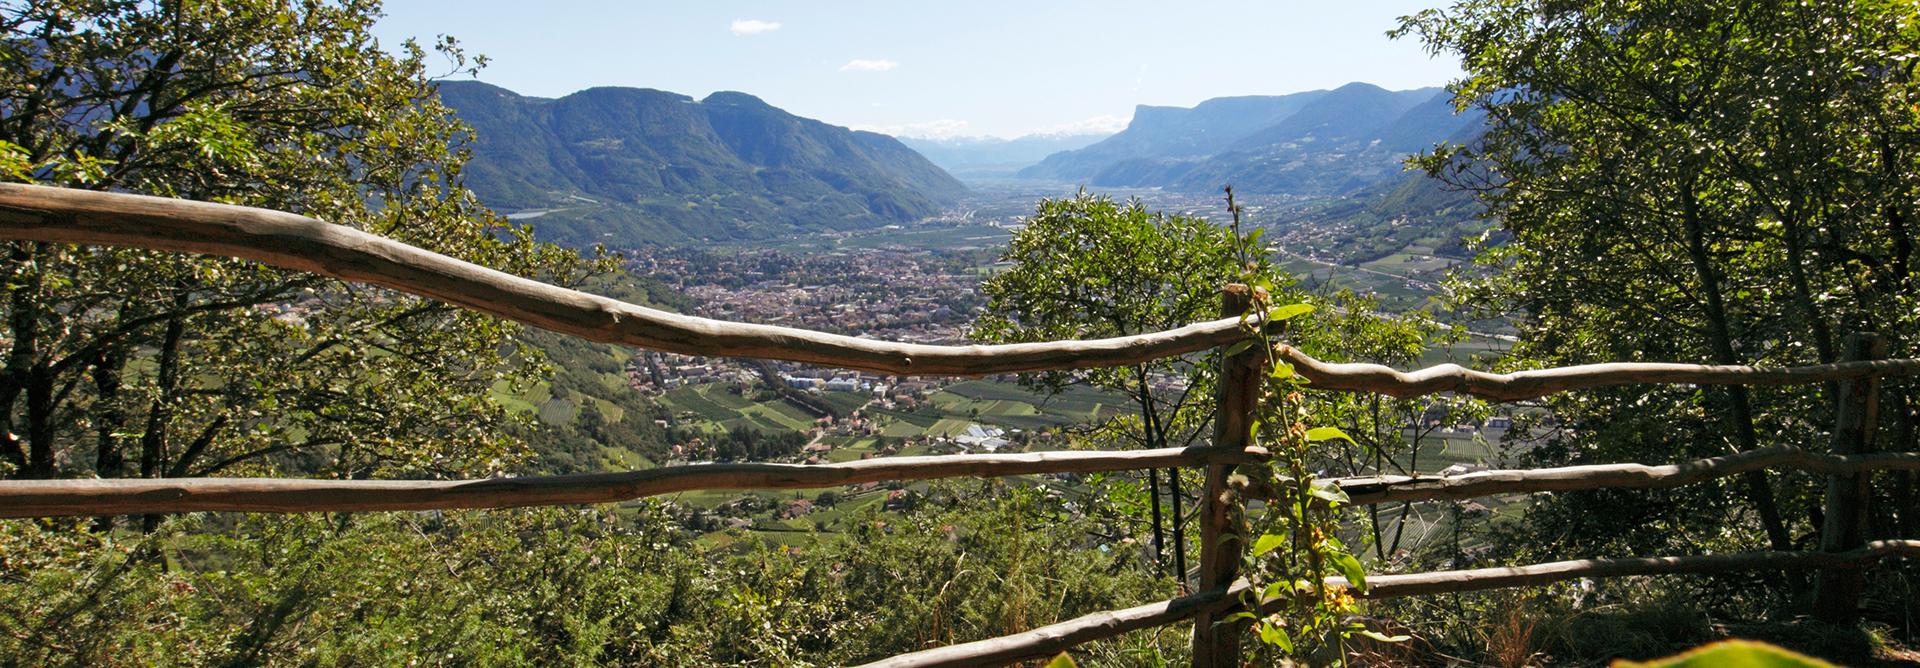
498,176,1517,546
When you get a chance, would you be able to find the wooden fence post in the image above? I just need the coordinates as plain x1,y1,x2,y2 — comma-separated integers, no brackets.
1813,332,1886,622
1192,284,1259,667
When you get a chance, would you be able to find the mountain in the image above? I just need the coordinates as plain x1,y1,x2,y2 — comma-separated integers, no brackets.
1163,85,1470,195
439,81,968,246
1222,83,1433,150
1017,83,1480,198
1017,90,1329,181
898,133,1112,180
1267,114,1491,263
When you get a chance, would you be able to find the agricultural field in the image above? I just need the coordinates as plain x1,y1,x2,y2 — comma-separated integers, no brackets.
658,383,821,433
1418,333,1511,368
1279,243,1462,311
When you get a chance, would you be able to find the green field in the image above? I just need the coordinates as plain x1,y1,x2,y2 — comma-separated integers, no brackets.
1418,333,1512,368
658,383,822,433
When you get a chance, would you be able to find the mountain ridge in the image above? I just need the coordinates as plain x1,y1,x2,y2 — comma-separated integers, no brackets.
1017,82,1477,198
440,81,967,246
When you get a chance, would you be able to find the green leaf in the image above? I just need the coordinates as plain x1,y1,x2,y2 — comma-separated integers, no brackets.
1251,534,1287,557
1258,623,1294,653
1269,361,1294,379
1613,640,1836,667
1309,481,1350,505
1331,552,1367,591
1043,652,1079,668
1267,303,1314,321
1304,426,1352,443
1224,340,1253,357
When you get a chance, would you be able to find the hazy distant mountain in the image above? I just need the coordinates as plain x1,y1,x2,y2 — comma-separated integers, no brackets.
1017,82,1480,198
439,81,967,246
1018,90,1328,181
1223,83,1433,150
898,133,1112,180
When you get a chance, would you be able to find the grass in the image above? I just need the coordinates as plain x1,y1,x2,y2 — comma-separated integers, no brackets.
1419,334,1512,369
657,384,820,434
489,378,552,416
818,390,874,415
537,398,577,424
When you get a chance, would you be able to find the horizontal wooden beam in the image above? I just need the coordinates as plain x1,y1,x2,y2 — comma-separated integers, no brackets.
0,184,1246,377
1278,344,1920,402
0,446,1263,518
1332,447,1920,505
856,585,1238,668
1345,540,1920,600
8,185,1920,390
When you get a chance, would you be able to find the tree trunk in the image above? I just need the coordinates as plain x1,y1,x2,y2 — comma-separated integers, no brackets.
92,347,127,477
1680,179,1794,551
0,245,39,474
138,311,187,531
24,360,54,477
1813,333,1885,622
1147,467,1165,573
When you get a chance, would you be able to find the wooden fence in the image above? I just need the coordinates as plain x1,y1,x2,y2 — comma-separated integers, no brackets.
2,183,1918,667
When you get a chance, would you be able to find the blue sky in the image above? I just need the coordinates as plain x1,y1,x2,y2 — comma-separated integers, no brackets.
373,1,1462,139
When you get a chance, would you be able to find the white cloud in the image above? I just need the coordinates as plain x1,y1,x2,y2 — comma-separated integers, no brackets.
1032,114,1130,137
853,119,971,140
839,59,898,72
730,19,781,36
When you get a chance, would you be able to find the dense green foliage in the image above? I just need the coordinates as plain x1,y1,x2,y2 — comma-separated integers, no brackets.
438,81,968,246
1376,0,1920,657
0,0,597,489
6,0,1920,665
1403,0,1920,556
972,192,1281,572
0,484,1173,666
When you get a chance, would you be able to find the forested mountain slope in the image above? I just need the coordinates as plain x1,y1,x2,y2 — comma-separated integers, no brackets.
1020,82,1481,198
440,81,968,246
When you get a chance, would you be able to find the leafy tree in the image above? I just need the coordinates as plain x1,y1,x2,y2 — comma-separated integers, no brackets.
1398,0,1920,559
0,483,1172,666
971,191,1281,579
0,0,595,514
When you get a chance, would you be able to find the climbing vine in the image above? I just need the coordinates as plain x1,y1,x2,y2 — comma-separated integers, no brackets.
1221,188,1408,663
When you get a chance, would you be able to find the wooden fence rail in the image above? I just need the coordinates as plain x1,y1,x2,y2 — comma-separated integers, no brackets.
857,585,1238,668
0,184,1245,377
3,185,1920,666
1346,540,1920,601
1329,447,1920,506
0,446,1265,518
1275,343,1920,402
2,184,1917,388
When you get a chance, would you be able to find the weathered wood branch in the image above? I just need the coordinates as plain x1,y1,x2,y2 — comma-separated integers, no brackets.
1277,343,1920,401
1328,447,1920,505
9,185,1920,389
0,446,1264,518
1814,333,1886,621
1192,284,1258,666
856,585,1238,668
1343,540,1920,600
0,184,1248,377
